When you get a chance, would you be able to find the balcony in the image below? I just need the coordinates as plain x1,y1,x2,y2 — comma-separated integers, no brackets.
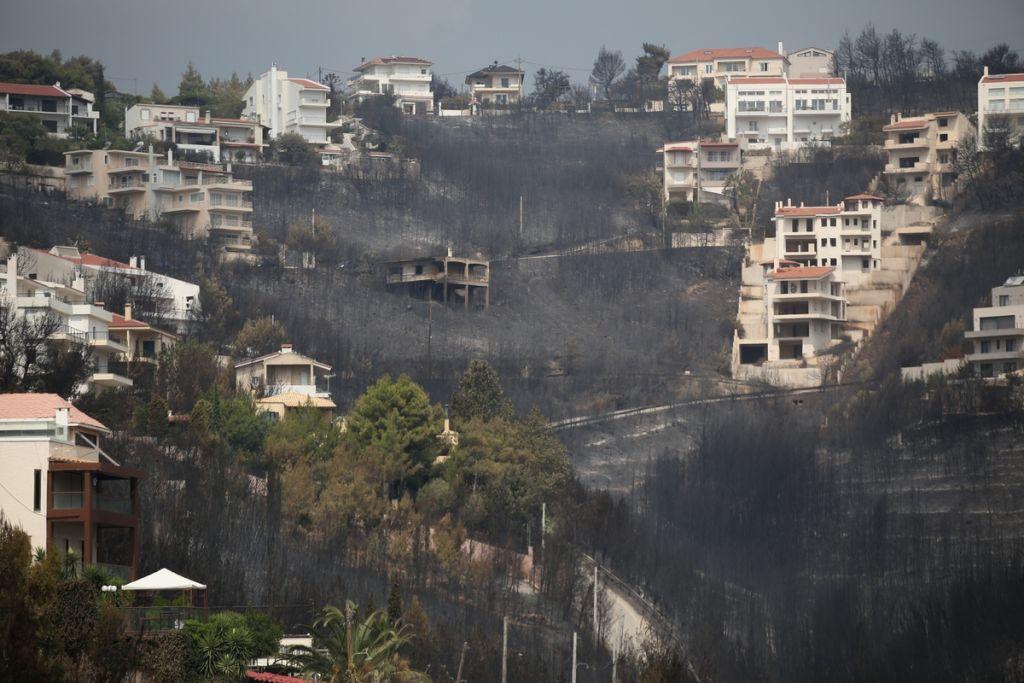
884,136,930,149
209,198,253,211
885,161,930,174
300,98,330,107
65,163,93,175
794,103,839,113
90,371,133,389
6,102,68,114
108,178,148,193
965,327,1024,339
701,158,739,169
210,219,253,232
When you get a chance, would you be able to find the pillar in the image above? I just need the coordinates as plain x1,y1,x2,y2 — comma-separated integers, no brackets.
82,472,93,567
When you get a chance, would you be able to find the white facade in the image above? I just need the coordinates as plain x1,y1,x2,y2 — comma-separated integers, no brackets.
0,82,98,137
725,76,851,152
242,65,341,144
20,246,199,334
125,104,266,163
234,344,332,398
466,65,525,108
882,111,975,204
349,56,434,115
772,195,883,287
658,140,741,204
786,47,834,78
965,275,1024,378
977,67,1024,150
1,256,132,393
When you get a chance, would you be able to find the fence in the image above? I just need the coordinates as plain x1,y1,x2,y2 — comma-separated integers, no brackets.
120,603,316,634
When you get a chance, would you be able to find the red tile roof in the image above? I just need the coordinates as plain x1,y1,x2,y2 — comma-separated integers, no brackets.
30,247,133,270
354,56,432,71
246,672,310,683
669,47,785,64
0,394,109,433
699,141,739,148
0,82,70,97
287,78,329,91
883,119,929,131
981,72,1024,84
768,266,835,281
109,313,148,329
775,205,841,217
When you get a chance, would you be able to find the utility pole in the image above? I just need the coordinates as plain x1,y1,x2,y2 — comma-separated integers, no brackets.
455,641,468,683
519,195,524,239
593,564,599,645
541,502,546,552
501,616,509,683
571,631,578,683
311,207,316,235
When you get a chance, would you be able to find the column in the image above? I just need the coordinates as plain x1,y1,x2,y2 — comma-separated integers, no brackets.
82,472,93,567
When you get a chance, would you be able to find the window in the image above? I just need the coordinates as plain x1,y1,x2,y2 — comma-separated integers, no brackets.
420,68,427,75
980,340,992,353
759,62,769,72
501,77,510,88
939,133,948,142
748,121,759,131
830,218,837,227
998,295,1009,306
862,258,869,269
704,64,713,74
939,152,949,164
190,191,204,202
938,118,948,127
1005,362,1018,374
980,315,1015,330
821,238,827,246
33,470,41,511
899,157,919,169
42,120,57,133
830,238,836,247
1007,340,1017,352
141,108,151,121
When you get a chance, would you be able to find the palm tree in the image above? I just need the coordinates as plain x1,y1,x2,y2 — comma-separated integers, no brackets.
288,601,423,683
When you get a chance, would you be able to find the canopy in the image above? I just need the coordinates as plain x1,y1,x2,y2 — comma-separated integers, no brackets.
121,568,207,591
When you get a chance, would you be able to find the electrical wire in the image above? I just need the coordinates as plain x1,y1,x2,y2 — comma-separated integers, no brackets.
0,479,46,517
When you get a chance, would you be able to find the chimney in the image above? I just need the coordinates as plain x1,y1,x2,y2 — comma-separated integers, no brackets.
778,41,784,56
447,246,453,257
983,65,989,77
205,110,211,123
54,80,61,89
890,113,897,125
4,255,16,296
129,255,137,268
139,255,146,271
281,343,293,352
124,303,132,320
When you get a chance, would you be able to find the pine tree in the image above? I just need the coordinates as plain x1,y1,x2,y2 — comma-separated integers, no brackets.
450,360,514,425
387,580,403,625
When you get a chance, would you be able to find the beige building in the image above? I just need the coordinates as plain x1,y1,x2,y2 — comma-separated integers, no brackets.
977,67,1024,149
466,64,525,109
0,82,99,136
108,304,178,364
965,275,1024,378
883,111,974,204
658,140,741,205
667,45,788,90
64,148,254,253
235,344,333,399
125,104,267,163
0,394,143,580
385,250,490,310
786,47,834,78
349,56,434,115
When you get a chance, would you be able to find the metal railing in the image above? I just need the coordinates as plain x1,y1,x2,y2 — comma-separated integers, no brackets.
52,491,84,509
120,604,316,634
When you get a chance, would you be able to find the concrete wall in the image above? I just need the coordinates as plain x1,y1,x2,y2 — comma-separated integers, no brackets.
0,440,53,551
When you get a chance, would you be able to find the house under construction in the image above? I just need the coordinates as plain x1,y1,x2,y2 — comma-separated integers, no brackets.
385,249,490,310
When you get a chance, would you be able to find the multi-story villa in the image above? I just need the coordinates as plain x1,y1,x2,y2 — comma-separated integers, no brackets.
22,246,199,334
125,104,266,163
725,76,851,152
786,47,834,78
882,111,974,204
735,264,847,367
243,65,341,145
772,194,883,286
0,82,98,136
235,344,333,398
108,305,179,365
349,56,434,115
658,140,741,205
965,275,1024,378
63,148,254,253
385,250,490,310
1,256,132,394
667,45,788,89
977,66,1024,149
465,64,525,108
0,393,143,579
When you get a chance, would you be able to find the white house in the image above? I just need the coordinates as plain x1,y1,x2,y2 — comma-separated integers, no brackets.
725,76,851,152
349,56,434,115
772,194,883,287
882,111,974,204
242,65,341,144
658,140,742,205
125,104,267,163
977,67,1024,150
786,47,834,78
0,82,98,137
0,393,143,579
21,245,199,334
965,275,1024,378
1,255,132,394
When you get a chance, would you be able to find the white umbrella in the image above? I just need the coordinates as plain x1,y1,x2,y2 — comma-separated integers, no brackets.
121,567,207,591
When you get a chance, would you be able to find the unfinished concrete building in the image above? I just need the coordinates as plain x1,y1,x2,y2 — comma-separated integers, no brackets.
385,249,490,310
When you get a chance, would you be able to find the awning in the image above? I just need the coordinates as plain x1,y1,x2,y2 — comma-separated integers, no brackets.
122,568,206,591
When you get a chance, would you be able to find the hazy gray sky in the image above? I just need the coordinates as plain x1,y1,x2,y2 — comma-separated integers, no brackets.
2,0,1021,93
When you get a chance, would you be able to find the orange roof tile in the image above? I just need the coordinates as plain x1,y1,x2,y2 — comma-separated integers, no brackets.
768,266,835,280
883,119,929,131
981,72,1024,84
0,394,109,433
109,313,148,329
668,47,785,64
287,78,329,91
0,82,70,97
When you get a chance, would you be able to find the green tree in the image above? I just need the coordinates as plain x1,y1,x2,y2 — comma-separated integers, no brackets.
176,61,209,106
273,132,319,166
156,340,223,413
192,276,240,346
185,612,258,680
346,375,443,488
450,360,513,425
232,316,287,359
150,82,168,103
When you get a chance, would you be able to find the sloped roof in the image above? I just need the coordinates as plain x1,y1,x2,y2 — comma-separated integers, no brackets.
0,393,109,433
883,119,929,131
122,568,206,591
354,56,432,71
33,246,134,270
669,47,785,64
257,392,336,410
845,193,884,201
234,347,332,371
981,72,1024,84
768,266,835,280
287,78,329,91
467,64,524,79
109,313,148,329
0,82,70,97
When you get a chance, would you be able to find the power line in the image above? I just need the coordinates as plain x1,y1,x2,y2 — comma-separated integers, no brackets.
0,480,45,517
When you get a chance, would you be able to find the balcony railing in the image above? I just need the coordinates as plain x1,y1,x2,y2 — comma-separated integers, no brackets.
95,494,133,515
52,491,84,509
6,103,68,114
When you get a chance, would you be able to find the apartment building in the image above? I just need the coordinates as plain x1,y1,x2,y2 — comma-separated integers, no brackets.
725,76,851,152
0,394,143,580
0,82,98,136
1,256,132,393
22,246,199,334
736,264,847,367
786,47,834,78
658,140,741,205
965,275,1024,378
125,104,266,163
349,56,434,115
466,64,525,108
977,67,1024,149
772,194,883,287
667,45,788,89
64,148,254,253
243,65,341,145
882,111,974,204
